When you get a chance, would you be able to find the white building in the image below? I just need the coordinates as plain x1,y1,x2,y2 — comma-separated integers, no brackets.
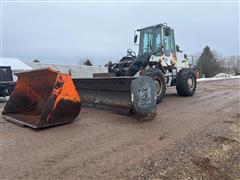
0,57,108,80
0,57,32,81
25,62,108,78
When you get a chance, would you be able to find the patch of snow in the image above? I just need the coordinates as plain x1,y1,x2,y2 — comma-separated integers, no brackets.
197,75,240,82
214,73,231,78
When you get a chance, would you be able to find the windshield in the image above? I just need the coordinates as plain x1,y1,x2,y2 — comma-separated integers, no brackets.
139,27,162,55
142,29,153,53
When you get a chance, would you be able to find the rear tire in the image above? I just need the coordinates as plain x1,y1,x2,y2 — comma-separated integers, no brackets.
142,68,166,104
176,69,196,96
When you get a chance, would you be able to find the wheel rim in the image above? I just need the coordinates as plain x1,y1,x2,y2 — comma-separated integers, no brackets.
187,76,195,91
154,77,162,96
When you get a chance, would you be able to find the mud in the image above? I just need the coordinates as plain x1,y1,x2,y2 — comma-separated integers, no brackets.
0,78,239,179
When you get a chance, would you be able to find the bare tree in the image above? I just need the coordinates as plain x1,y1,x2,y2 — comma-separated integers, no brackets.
221,55,240,75
231,55,240,75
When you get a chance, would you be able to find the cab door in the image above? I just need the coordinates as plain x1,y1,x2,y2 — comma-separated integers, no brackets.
139,28,154,55
163,28,176,55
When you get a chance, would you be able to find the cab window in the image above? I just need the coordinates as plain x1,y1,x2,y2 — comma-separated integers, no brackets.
164,29,171,57
170,29,176,53
142,29,153,53
154,29,162,55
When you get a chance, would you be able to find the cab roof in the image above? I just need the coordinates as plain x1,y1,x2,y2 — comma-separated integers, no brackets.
137,23,172,31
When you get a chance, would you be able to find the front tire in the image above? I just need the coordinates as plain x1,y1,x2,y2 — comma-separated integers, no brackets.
176,69,197,96
142,68,166,103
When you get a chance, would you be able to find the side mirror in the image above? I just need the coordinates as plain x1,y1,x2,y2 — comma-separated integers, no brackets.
176,45,182,53
134,34,138,43
184,54,187,59
165,27,170,36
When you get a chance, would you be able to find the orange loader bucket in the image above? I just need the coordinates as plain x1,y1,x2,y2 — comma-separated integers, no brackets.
2,68,81,128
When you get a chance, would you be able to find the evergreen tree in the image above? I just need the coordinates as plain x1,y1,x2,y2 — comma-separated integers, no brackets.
33,59,40,63
196,46,223,77
104,60,113,67
83,59,93,66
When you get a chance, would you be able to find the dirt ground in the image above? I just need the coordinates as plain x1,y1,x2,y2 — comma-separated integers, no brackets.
0,79,239,180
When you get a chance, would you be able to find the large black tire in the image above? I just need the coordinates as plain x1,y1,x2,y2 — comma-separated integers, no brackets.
176,69,197,96
142,68,166,104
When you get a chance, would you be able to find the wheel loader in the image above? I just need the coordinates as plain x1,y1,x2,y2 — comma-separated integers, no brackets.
2,23,196,128
107,23,197,103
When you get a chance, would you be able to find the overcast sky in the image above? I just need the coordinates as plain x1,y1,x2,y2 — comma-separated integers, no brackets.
1,1,239,65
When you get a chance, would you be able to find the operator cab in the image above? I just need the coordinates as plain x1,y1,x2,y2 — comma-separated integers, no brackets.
134,24,176,58
108,24,189,78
